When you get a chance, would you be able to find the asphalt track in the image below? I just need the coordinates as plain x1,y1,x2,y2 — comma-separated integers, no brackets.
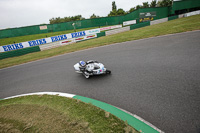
1,30,200,133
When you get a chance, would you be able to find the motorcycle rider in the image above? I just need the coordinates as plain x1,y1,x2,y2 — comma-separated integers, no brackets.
79,60,95,74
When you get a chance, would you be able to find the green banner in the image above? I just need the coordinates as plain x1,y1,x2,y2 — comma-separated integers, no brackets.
139,12,156,22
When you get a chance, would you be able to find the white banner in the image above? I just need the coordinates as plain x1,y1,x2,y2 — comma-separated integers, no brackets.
99,25,122,31
75,34,97,42
123,20,136,26
0,29,100,52
60,38,75,45
60,34,97,44
40,25,47,30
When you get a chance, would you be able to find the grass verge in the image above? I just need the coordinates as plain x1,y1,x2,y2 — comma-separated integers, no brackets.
0,95,138,133
0,15,200,69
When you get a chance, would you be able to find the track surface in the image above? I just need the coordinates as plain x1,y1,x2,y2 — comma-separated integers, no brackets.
1,31,200,133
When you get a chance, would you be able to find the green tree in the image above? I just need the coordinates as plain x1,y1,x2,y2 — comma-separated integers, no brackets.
108,10,117,17
136,5,142,10
117,8,126,15
150,0,157,7
49,15,85,24
90,14,100,19
142,2,149,8
112,1,117,11
157,0,173,7
108,1,117,16
129,7,136,13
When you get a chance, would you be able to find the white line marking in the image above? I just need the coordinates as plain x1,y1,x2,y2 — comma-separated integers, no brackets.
3,92,75,100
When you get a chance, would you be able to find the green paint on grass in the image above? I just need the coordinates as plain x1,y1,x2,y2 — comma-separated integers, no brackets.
0,95,139,133
74,95,159,133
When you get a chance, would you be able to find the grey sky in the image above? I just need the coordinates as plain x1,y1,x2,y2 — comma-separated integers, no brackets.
0,0,152,29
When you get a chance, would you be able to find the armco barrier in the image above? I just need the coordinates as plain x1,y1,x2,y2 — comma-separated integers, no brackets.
97,32,105,38
150,18,168,25
105,26,130,36
168,15,178,21
0,46,40,60
184,10,200,17
130,21,150,30
178,14,185,18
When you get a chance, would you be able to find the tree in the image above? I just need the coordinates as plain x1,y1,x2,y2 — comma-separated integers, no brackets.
117,8,126,15
90,14,100,19
129,7,136,13
108,1,126,16
112,1,117,11
142,2,149,8
150,0,157,7
108,10,117,17
49,15,85,24
136,5,142,10
157,0,173,7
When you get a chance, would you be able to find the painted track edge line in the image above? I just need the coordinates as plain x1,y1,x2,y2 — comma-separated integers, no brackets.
116,106,164,133
2,92,75,100
1,92,164,133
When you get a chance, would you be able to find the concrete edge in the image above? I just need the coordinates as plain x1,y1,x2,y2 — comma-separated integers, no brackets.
1,92,164,133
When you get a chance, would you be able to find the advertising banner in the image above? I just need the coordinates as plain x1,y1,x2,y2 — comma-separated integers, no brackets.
60,34,97,44
99,25,122,31
60,39,75,45
139,12,156,22
75,34,97,42
123,20,136,26
0,29,100,52
39,25,47,30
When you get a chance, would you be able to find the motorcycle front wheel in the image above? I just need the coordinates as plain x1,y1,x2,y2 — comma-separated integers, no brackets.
106,70,111,74
83,73,90,79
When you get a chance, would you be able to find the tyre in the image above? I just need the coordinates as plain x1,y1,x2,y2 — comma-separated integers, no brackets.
83,72,90,79
106,70,111,74
85,74,90,79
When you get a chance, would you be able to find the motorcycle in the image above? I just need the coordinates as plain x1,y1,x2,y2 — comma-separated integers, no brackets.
74,60,111,79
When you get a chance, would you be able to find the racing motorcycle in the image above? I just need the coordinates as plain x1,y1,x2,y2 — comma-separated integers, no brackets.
74,60,111,79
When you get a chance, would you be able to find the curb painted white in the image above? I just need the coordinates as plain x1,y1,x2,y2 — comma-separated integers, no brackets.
3,92,75,100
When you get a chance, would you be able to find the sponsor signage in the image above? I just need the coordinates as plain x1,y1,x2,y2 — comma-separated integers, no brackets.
75,34,97,42
39,25,47,30
60,39,75,45
59,34,97,44
0,29,100,52
123,20,136,26
139,12,156,22
99,25,122,31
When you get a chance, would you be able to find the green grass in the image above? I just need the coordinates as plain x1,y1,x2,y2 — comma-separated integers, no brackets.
0,14,200,69
0,95,138,133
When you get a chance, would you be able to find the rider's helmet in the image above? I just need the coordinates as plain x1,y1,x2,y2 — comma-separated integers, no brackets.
79,61,86,67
